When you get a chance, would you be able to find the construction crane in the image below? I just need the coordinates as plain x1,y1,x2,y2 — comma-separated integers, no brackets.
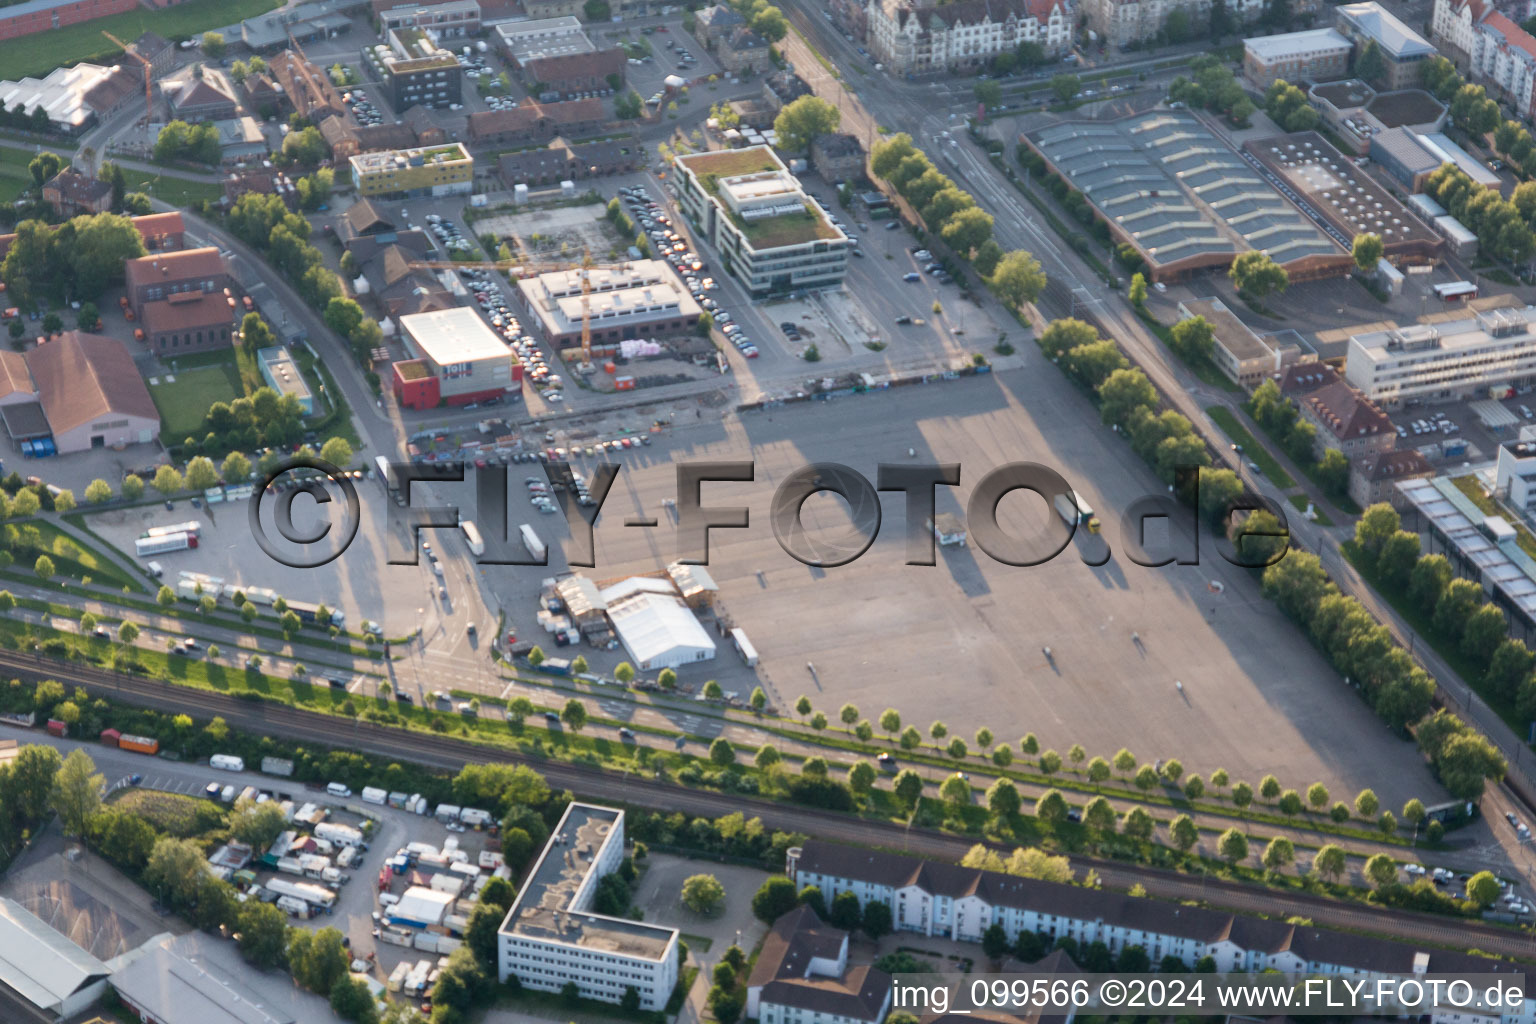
409,248,615,365
102,30,153,124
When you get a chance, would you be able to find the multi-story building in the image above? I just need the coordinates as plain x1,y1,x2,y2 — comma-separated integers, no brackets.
694,3,745,47
467,97,607,146
522,47,625,98
1296,375,1396,457
868,0,1073,74
674,146,851,298
270,49,346,121
393,306,518,409
368,27,463,110
1334,2,1437,89
1177,298,1313,390
41,169,111,217
1433,0,1536,120
747,907,892,1024
1346,306,1536,406
716,25,771,73
785,840,1535,994
165,66,240,122
496,804,680,1011
349,142,473,197
514,260,702,348
124,247,238,355
372,0,480,35
1351,448,1432,506
810,132,864,180
1242,28,1352,88
1083,0,1263,49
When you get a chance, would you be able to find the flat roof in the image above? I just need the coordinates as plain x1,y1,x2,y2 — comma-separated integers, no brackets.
1418,132,1501,187
1310,79,1374,110
1245,133,1437,248
495,16,594,60
1397,476,1536,621
350,142,472,176
1352,307,1536,366
0,63,123,127
516,260,702,335
1366,89,1445,128
257,346,313,403
1180,297,1273,363
400,306,511,364
1028,112,1338,270
1336,2,1436,59
500,803,677,960
1244,27,1351,60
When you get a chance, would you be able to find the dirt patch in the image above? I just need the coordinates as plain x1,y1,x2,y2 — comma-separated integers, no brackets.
473,202,627,260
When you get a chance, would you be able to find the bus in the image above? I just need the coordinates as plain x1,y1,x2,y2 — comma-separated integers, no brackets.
461,520,485,557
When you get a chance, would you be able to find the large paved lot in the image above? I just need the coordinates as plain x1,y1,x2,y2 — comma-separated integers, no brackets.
476,369,1443,808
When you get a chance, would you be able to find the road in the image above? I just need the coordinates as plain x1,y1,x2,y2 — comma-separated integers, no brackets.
11,648,1536,960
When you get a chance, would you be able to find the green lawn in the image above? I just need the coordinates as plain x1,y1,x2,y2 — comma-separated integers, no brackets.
1205,405,1298,489
127,172,223,207
25,520,139,590
0,148,36,205
149,363,241,443
0,0,282,79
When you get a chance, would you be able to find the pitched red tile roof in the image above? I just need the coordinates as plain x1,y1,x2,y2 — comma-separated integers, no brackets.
27,331,158,433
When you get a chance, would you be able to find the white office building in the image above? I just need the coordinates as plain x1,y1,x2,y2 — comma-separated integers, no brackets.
1346,306,1536,406
497,804,679,1011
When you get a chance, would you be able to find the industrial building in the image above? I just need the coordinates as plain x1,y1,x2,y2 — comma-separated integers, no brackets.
747,906,893,1024
1346,306,1536,406
0,60,141,131
1242,28,1352,88
373,0,481,35
0,331,159,454
514,260,702,349
0,897,110,1018
1024,113,1341,283
497,804,680,1010
349,142,474,197
125,247,238,355
1306,80,1446,153
1334,2,1437,88
366,27,464,110
257,346,314,415
1177,298,1314,390
673,146,850,298
110,931,338,1024
393,306,519,410
1369,126,1500,191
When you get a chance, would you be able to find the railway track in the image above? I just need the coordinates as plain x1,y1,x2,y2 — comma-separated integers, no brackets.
8,650,1534,960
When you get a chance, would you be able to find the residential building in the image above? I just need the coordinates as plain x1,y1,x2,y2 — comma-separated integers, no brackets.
8,332,159,453
125,247,237,354
674,146,851,298
1083,0,1262,50
694,3,745,47
373,0,481,35
0,61,142,132
785,840,1536,989
762,69,812,111
514,259,702,348
1352,448,1433,506
0,0,139,43
1177,298,1313,390
394,306,518,409
165,66,240,121
349,142,474,197
269,49,346,121
42,169,111,217
1461,7,1536,120
1242,28,1352,88
716,25,771,73
747,907,892,1024
1334,2,1437,89
467,97,606,146
1297,376,1396,457
868,0,1072,73
496,136,640,187
257,346,314,415
496,804,680,1010
522,47,625,98
367,27,463,110
1347,306,1536,406
810,132,864,181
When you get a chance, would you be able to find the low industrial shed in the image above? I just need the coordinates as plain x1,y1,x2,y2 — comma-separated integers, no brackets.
0,896,111,1018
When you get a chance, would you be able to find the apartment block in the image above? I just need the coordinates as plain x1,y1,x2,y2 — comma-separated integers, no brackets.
867,0,1073,73
349,143,473,197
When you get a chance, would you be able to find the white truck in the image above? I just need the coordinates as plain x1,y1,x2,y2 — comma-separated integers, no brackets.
210,754,245,772
136,532,196,557
460,520,485,557
413,932,462,954
519,523,546,561
266,877,336,908
314,822,365,847
275,856,305,877
1053,491,1100,533
276,895,312,919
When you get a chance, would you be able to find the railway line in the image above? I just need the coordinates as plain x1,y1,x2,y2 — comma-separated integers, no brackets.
5,650,1534,960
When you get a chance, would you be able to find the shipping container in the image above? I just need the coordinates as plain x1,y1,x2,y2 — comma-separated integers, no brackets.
120,734,159,754
46,719,67,737
144,521,202,539
434,804,462,822
99,728,121,747
260,756,295,777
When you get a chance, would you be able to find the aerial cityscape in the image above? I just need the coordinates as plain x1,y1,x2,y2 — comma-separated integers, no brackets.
5,0,1536,1019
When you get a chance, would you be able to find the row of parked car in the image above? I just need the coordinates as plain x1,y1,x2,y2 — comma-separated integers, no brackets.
460,266,562,401
342,90,384,127
426,213,474,255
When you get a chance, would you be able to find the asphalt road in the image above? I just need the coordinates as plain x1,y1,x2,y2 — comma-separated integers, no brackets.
11,648,1536,961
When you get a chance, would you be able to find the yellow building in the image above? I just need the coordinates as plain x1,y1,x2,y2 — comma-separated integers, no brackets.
349,142,474,197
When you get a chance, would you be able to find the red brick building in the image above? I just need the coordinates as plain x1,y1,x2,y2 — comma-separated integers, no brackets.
0,0,140,43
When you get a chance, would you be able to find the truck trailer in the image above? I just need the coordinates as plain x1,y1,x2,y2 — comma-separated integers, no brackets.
135,532,197,557
519,523,546,561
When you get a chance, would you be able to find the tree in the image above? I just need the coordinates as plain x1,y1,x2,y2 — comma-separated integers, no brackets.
560,698,587,732
990,250,1047,308
1112,748,1137,778
202,31,226,56
1122,806,1154,840
1098,368,1157,426
1262,836,1295,872
1434,578,1485,638
750,687,767,712
930,720,948,742
1312,843,1347,881
1278,789,1303,817
1232,781,1254,813
1169,315,1214,361
50,749,102,836
1304,782,1329,813
231,797,287,849
83,478,113,505
1170,813,1199,852
184,456,219,492
237,900,288,968
899,726,921,750
1364,853,1398,888
1129,272,1148,305
152,464,183,495
1082,796,1117,837
794,695,812,719
330,976,378,1024
1228,249,1288,300
33,555,53,582
986,777,1021,817
708,737,735,766
751,4,788,40
319,436,353,468
752,876,799,922
1039,317,1099,359
681,873,725,914
1051,74,1081,103
1354,788,1379,818
879,708,901,740
754,745,781,770
1087,757,1111,787
1355,39,1386,85
289,926,349,995
145,836,210,909
1216,827,1248,865
848,760,876,794
810,712,827,731
941,207,994,257
773,95,840,151
940,773,971,805
1351,232,1384,273
1410,554,1454,612
1468,870,1501,906
28,152,64,186
1258,774,1281,802
947,738,968,760
118,621,139,644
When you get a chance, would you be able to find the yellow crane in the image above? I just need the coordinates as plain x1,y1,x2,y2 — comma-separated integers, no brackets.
102,30,153,123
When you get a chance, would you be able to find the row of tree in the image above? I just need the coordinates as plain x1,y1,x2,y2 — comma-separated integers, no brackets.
227,192,342,310
1493,117,1536,183
1170,56,1257,127
0,212,147,309
1263,79,1319,134
1421,56,1503,138
1247,378,1350,499
871,133,1004,272
1423,163,1535,266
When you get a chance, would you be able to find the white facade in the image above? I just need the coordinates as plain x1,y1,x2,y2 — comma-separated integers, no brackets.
1436,0,1536,120
497,804,679,1011
1083,0,1263,48
1346,307,1536,405
1497,440,1536,509
866,0,1073,73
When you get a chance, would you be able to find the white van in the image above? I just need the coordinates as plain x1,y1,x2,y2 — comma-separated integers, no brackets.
378,892,400,907
210,754,245,772
326,782,353,798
